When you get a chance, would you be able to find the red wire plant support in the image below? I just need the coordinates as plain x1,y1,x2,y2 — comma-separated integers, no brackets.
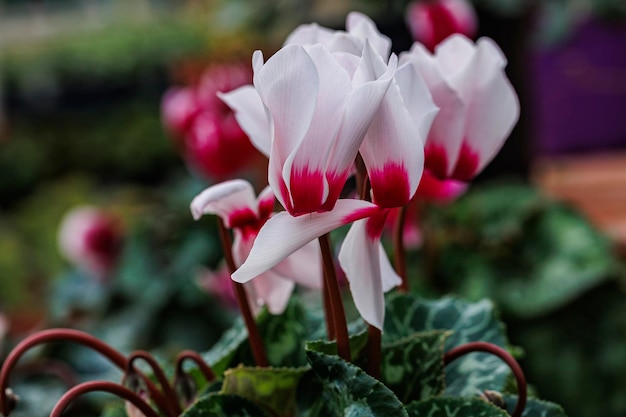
0,328,216,417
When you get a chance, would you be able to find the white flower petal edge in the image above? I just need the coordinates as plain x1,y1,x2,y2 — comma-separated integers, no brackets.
190,179,257,224
218,86,271,157
232,199,379,284
338,218,401,330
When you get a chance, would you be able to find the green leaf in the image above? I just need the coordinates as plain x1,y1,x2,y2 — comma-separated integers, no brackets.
305,330,369,360
494,207,615,317
406,397,509,417
428,183,616,318
221,366,308,417
381,331,449,403
204,298,314,376
204,317,249,376
504,396,568,417
181,393,267,417
306,350,408,417
384,294,510,396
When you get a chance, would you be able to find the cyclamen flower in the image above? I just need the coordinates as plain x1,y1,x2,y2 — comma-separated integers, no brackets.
406,0,477,52
161,63,262,180
221,14,398,217
226,12,440,330
190,180,322,314
402,34,520,182
58,206,123,280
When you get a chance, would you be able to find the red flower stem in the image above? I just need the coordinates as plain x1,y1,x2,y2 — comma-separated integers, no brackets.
217,218,269,367
175,350,216,383
318,233,351,362
0,328,169,417
393,206,409,292
366,325,381,379
444,342,527,417
128,351,182,416
322,272,336,340
49,381,159,417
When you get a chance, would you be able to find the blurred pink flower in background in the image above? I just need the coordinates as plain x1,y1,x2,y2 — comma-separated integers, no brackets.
401,35,520,183
406,0,477,52
161,63,263,181
196,265,238,310
57,206,123,280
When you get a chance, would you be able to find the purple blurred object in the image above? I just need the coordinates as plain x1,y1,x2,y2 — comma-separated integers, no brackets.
532,18,626,155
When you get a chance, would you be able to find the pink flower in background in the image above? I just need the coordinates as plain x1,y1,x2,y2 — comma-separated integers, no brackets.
161,63,262,180
406,0,477,52
191,179,323,314
58,206,123,280
401,34,520,183
196,266,239,310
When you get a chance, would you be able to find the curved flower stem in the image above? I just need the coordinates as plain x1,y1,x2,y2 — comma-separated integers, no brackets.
444,342,527,417
175,350,216,384
127,351,181,416
393,205,409,292
318,233,351,362
49,381,159,417
0,329,168,417
217,217,269,367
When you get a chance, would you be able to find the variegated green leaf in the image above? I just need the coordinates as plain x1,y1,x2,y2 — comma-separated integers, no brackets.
305,330,369,360
220,366,308,417
406,397,509,417
306,350,408,417
381,330,449,403
384,294,510,396
203,298,312,376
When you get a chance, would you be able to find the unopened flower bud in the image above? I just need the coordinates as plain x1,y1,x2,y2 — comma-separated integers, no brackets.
406,0,477,52
479,389,506,410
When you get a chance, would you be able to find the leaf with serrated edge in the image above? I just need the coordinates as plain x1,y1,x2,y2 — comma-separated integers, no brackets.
406,397,509,417
305,330,369,359
384,294,510,396
221,366,308,417
306,350,408,417
381,330,449,403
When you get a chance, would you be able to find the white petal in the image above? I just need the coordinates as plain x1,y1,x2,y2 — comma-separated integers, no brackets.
379,244,402,292
395,60,440,143
284,22,336,46
346,11,392,60
403,44,466,176
254,45,320,210
251,271,295,315
434,34,476,79
272,239,323,290
190,180,257,224
232,199,379,283
337,219,385,330
218,86,271,157
288,44,352,178
359,74,424,207
328,42,397,177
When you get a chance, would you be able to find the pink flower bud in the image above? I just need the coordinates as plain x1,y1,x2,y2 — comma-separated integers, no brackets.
406,0,477,52
57,206,123,280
